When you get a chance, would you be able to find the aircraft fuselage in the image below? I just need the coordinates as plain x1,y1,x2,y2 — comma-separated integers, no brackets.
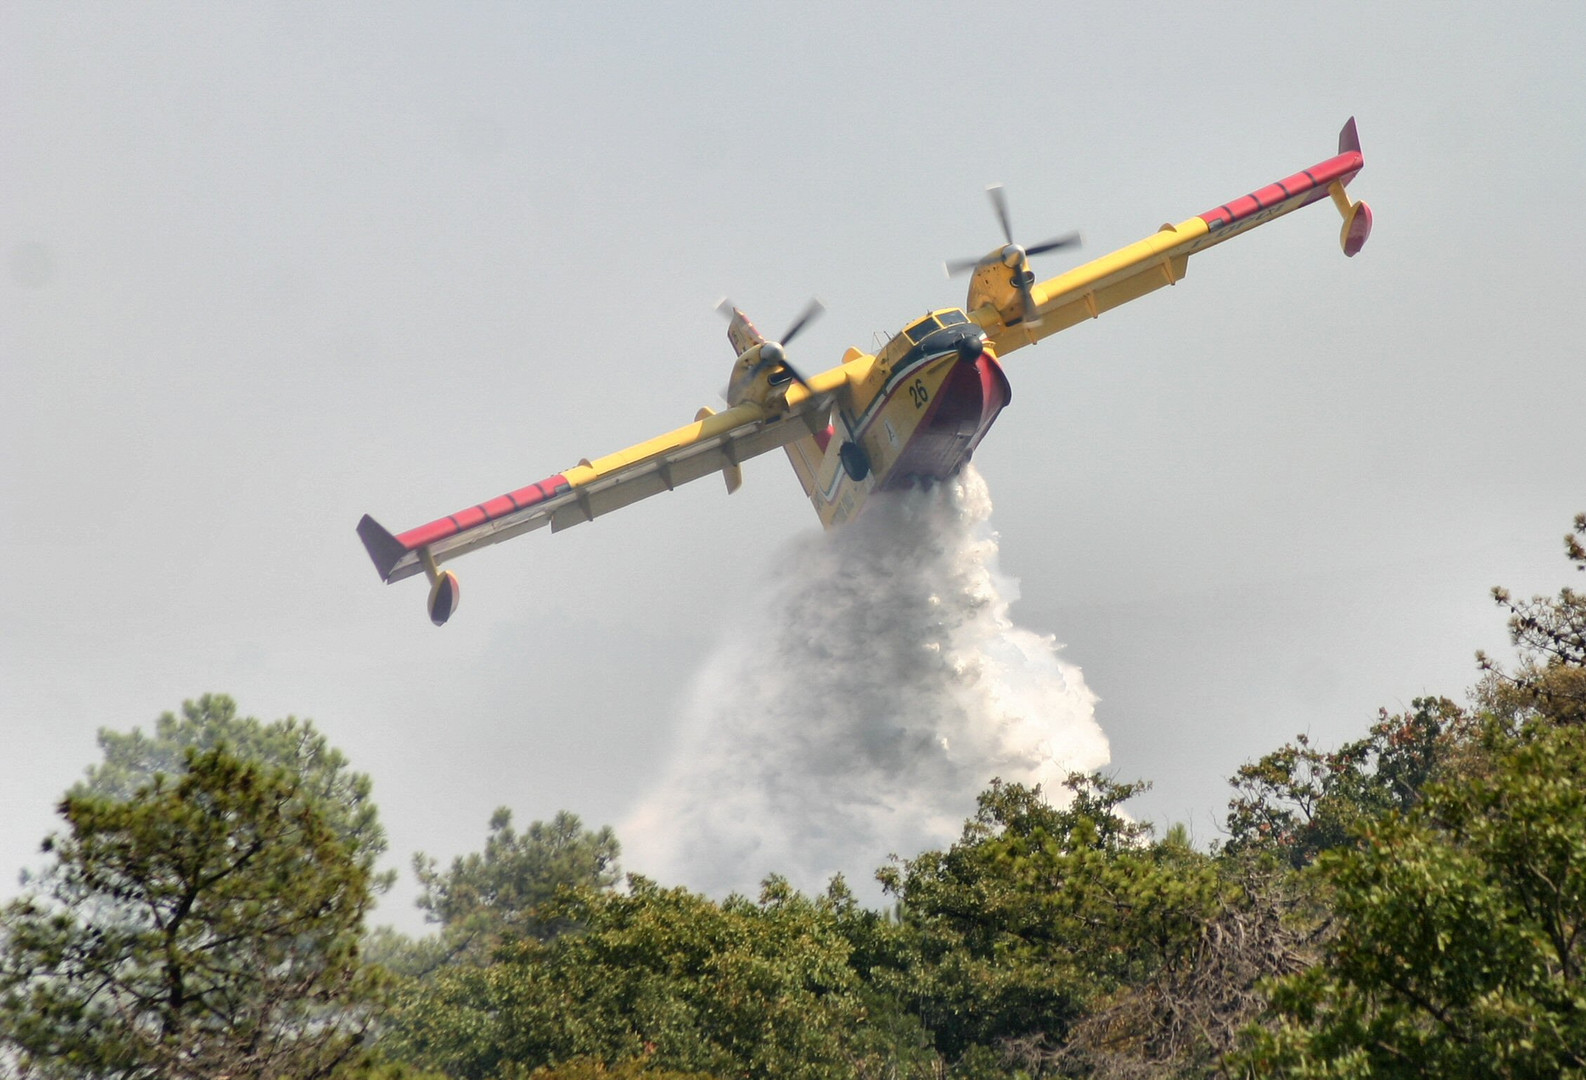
786,309,1010,527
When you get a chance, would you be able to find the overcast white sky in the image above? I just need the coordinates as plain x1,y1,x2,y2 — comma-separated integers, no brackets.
5,2,1583,930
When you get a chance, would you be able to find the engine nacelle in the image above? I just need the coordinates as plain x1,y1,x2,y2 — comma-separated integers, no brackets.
963,253,1028,330
725,341,801,407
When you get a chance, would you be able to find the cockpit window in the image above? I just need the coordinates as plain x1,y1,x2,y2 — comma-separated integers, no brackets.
906,316,940,344
938,310,969,327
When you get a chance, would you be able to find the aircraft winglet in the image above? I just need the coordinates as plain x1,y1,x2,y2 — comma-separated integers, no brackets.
1338,115,1361,156
357,514,407,583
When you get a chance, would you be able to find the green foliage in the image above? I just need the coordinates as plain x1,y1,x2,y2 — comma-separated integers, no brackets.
1223,697,1471,868
77,693,390,889
521,1059,721,1080
1477,511,1586,727
320,1058,453,1080
871,775,1227,1067
371,809,623,981
1052,852,1325,1079
0,745,381,1079
384,875,935,1080
17,520,1583,1080
415,808,620,947
1233,518,1586,1078
1235,719,1586,1078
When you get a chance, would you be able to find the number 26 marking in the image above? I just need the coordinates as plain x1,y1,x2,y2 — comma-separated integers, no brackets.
908,378,929,409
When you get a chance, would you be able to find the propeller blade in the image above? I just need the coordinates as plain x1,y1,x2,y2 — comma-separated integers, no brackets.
724,298,820,394
747,351,811,392
948,185,1076,328
780,298,824,346
987,184,1014,245
1024,232,1082,257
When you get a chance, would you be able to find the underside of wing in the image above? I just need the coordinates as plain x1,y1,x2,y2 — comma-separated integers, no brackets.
358,389,835,589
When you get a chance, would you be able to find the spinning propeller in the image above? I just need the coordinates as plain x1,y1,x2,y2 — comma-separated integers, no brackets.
945,184,1080,325
719,297,825,391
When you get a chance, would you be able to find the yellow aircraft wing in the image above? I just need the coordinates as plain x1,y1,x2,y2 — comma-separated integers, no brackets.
358,372,843,596
981,118,1371,357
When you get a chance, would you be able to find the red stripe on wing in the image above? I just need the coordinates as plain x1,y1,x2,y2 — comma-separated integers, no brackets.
395,473,571,551
508,478,562,506
1198,150,1363,231
480,494,519,519
395,519,458,550
452,506,488,531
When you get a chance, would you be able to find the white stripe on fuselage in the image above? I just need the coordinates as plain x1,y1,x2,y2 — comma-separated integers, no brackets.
849,345,956,439
817,345,966,505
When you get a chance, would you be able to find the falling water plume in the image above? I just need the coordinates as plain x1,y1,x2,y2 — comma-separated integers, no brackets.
623,466,1109,898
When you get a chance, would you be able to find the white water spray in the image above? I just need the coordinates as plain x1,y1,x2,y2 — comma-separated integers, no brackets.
623,466,1109,897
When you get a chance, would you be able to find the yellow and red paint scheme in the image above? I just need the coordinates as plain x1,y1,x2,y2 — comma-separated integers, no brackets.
777,310,1008,528
360,118,1372,624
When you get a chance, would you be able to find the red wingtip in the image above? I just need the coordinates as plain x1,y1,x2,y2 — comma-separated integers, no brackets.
1338,116,1362,157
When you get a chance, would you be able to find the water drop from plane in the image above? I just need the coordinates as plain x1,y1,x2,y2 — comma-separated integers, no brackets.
623,466,1109,898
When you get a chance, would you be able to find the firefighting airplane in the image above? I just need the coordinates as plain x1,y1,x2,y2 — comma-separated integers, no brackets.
359,118,1372,626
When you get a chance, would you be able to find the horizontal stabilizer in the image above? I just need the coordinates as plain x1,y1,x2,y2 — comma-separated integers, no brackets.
357,514,408,582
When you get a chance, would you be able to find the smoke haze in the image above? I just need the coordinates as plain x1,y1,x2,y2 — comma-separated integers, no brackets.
624,467,1110,898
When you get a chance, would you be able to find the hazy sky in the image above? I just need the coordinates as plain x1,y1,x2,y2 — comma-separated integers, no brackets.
5,2,1584,930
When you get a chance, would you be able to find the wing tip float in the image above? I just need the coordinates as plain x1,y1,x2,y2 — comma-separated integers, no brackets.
1334,116,1373,256
357,513,461,626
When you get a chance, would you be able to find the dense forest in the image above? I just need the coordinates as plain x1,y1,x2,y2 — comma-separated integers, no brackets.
3,515,1583,1080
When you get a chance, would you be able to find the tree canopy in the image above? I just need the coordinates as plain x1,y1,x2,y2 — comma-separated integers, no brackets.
77,693,389,887
1232,518,1586,1078
415,808,620,948
383,875,932,1080
1223,696,1472,868
1235,718,1586,1078
0,745,380,1079
7,515,1586,1080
